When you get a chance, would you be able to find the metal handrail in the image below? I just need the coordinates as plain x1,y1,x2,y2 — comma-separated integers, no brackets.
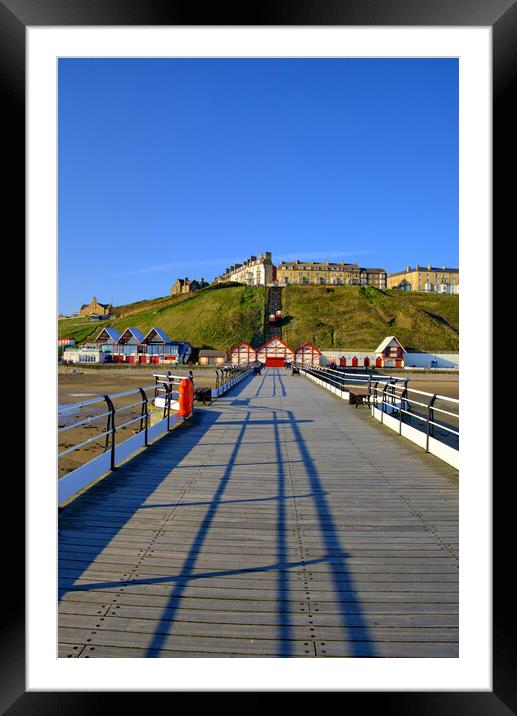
58,366,252,475
58,429,113,458
309,366,406,383
215,363,251,389
58,384,156,415
58,375,188,472
297,362,459,451
295,363,397,393
58,409,112,433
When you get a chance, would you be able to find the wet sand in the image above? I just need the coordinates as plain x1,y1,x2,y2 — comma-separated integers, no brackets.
385,372,459,399
58,367,217,404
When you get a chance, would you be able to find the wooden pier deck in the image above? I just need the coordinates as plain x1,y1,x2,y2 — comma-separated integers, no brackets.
59,368,459,658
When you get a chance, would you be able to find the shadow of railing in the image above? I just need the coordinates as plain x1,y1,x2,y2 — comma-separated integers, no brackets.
276,371,287,397
285,405,375,656
58,407,223,601
141,410,252,655
254,369,268,398
59,375,254,603
272,408,290,655
61,369,374,657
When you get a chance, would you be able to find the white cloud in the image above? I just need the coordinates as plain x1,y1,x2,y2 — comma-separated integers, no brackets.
120,249,375,277
120,256,246,277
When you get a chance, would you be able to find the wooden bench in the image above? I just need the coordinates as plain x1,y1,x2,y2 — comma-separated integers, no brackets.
349,389,369,407
194,386,212,405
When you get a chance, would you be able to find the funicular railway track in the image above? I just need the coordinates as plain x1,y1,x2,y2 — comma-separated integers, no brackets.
266,286,283,340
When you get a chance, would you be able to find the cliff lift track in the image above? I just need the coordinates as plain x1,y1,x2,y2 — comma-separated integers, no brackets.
265,286,283,340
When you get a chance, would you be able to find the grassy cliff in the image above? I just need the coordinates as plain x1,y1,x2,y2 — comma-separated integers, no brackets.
59,283,459,352
281,286,458,351
59,284,266,351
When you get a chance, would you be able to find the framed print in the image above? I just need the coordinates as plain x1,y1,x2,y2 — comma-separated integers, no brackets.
5,0,514,710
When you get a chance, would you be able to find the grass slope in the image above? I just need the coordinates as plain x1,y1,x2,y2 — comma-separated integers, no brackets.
59,284,266,350
59,284,459,353
57,316,111,343
281,286,459,351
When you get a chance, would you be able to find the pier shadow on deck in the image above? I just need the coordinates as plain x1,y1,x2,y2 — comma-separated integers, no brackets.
59,369,458,658
138,406,372,657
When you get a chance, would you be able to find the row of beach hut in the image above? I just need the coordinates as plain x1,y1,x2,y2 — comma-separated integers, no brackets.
229,336,406,368
62,327,406,369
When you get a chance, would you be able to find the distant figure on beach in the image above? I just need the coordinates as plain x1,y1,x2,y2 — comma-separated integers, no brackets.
188,370,194,385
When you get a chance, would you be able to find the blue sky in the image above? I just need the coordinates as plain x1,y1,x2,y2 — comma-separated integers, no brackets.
58,58,458,314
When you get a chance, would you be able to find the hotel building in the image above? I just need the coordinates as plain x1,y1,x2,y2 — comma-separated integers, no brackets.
213,252,275,287
387,265,459,294
275,261,387,288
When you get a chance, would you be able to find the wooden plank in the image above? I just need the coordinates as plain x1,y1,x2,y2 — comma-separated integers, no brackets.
59,368,458,658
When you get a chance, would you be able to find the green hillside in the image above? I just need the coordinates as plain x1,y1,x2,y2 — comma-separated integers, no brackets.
58,316,111,344
282,286,458,351
59,284,266,351
59,283,459,353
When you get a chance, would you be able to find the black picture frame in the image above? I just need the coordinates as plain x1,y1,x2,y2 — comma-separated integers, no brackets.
7,0,513,711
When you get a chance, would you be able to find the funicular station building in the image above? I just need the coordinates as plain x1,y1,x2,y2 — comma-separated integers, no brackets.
294,342,322,367
257,337,295,367
228,336,406,370
229,342,258,365
229,337,321,368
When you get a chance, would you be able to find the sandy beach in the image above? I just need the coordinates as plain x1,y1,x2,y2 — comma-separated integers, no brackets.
58,367,219,478
57,366,458,478
379,371,459,399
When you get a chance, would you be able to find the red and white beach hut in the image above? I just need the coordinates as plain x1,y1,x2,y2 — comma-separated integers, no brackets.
294,342,321,367
229,341,257,365
256,337,294,367
374,336,406,368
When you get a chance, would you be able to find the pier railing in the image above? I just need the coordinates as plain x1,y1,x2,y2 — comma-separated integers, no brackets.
296,364,407,393
213,364,255,396
58,366,254,505
296,363,459,469
58,374,192,503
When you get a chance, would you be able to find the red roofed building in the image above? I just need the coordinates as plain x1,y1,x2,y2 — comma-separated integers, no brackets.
374,336,406,368
229,341,257,365
294,342,321,367
256,337,294,367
